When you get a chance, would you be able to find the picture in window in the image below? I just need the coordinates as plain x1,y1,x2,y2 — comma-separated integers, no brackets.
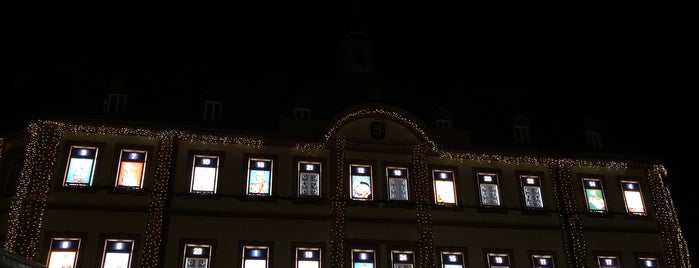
247,159,272,196
190,155,219,194
477,172,501,207
351,249,375,268
387,167,409,201
298,161,321,197
440,251,465,268
350,164,373,201
520,175,544,208
242,246,269,268
390,250,415,268
47,238,81,268
63,146,98,187
101,239,134,268
433,170,457,205
183,244,212,268
295,247,321,268
115,150,147,189
583,178,607,212
620,180,646,216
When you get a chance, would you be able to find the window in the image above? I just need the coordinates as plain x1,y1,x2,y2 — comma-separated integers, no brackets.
203,100,223,121
440,251,465,268
101,239,135,268
182,243,213,268
242,246,270,268
295,247,321,268
596,255,620,268
294,108,311,119
486,252,511,268
519,174,544,209
390,250,415,268
586,130,603,149
582,178,607,212
513,125,530,145
105,93,128,114
530,253,556,268
620,180,647,216
63,146,98,187
636,257,659,267
353,46,366,66
46,238,81,268
298,161,321,198
433,170,457,205
247,158,273,196
386,166,409,201
436,119,452,129
477,172,502,207
190,155,220,194
115,149,147,189
351,249,375,268
350,164,373,201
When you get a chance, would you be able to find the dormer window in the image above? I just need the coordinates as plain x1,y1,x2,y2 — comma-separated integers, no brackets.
203,101,223,121
586,130,603,149
513,125,530,145
436,119,452,129
294,108,311,119
104,93,128,114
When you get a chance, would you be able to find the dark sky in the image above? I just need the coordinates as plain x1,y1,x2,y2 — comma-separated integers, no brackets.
4,0,697,263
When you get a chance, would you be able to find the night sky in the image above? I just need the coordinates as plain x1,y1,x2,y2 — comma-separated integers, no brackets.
4,0,696,264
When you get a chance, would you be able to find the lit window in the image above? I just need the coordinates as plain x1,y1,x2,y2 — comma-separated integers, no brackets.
520,175,544,209
513,125,530,145
386,167,409,201
486,252,511,268
620,180,647,216
477,172,502,207
351,249,375,268
433,170,457,205
47,238,81,268
242,246,270,268
298,161,322,198
190,155,219,194
531,254,556,268
182,244,212,268
104,93,128,114
295,247,321,268
63,146,98,187
203,100,223,121
583,178,607,212
350,164,373,201
390,250,415,268
101,239,134,268
637,257,659,267
115,150,147,189
597,255,620,268
247,158,273,196
440,251,465,268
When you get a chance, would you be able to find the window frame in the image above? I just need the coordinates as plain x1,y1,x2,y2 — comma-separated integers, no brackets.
385,165,410,202
438,249,467,268
45,236,83,268
432,169,458,206
240,242,273,268
475,170,504,208
618,178,647,216
516,171,546,210
189,154,221,194
296,159,323,198
114,148,148,190
246,157,274,197
484,249,513,268
178,239,216,268
62,145,99,188
581,177,608,213
349,163,374,201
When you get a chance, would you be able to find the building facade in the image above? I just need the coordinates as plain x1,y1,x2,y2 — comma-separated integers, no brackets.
0,103,691,268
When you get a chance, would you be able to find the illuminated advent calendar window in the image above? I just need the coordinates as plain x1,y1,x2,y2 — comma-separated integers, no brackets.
63,146,98,187
115,150,147,189
386,167,409,201
478,173,502,207
47,238,81,268
433,170,457,205
190,155,219,194
295,247,321,268
350,164,373,201
390,250,415,268
247,159,273,196
242,246,269,268
101,239,134,268
520,175,544,208
486,253,511,268
637,257,659,268
182,244,212,268
620,180,647,216
298,161,322,198
440,251,465,268
582,178,607,212
597,256,620,268
351,249,375,268
531,254,555,268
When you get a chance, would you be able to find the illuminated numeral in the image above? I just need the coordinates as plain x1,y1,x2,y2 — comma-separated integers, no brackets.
193,248,203,255
527,178,535,184
399,254,407,261
305,164,314,171
539,258,547,265
394,170,402,176
115,242,123,250
440,173,447,179
484,175,492,182
360,253,367,260
79,149,88,156
202,158,210,165
256,162,265,168
357,167,365,173
449,255,457,262
129,153,138,159
495,257,503,263
589,181,597,187
605,259,612,265
304,251,313,258
61,241,70,249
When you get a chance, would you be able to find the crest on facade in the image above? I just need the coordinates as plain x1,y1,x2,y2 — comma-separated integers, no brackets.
370,120,386,140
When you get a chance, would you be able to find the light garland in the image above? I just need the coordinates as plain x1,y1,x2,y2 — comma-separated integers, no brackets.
295,142,327,153
413,142,435,268
329,137,347,268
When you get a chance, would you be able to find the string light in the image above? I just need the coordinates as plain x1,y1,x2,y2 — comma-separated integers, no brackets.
329,137,347,268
